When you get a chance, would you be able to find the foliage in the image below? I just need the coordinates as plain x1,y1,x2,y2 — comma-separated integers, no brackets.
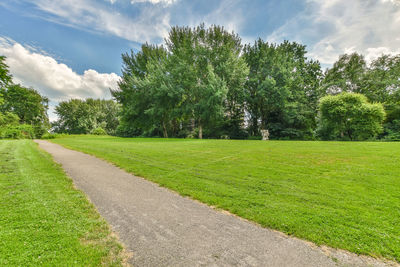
41,133,57,139
322,53,367,95
0,140,125,265
318,93,385,140
113,25,400,141
0,58,50,139
91,127,107,135
41,133,69,139
320,53,400,140
361,54,400,103
0,112,19,127
383,119,400,140
112,43,168,137
243,39,323,139
0,84,49,138
0,56,12,88
52,135,400,262
113,25,249,139
0,124,35,139
53,98,120,135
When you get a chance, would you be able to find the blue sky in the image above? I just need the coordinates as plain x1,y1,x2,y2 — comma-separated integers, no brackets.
1,0,400,120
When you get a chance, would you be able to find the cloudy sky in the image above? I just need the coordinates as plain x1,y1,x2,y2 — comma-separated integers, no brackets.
1,0,400,120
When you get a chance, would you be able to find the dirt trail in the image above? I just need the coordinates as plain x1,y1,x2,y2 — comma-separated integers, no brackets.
35,140,395,267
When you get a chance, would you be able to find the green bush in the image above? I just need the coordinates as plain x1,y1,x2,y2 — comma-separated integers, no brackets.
0,124,35,139
41,133,69,139
0,112,19,127
91,127,107,135
318,93,386,140
41,133,57,139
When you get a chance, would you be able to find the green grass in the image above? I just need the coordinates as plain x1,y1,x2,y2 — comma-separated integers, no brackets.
0,140,126,266
52,135,400,262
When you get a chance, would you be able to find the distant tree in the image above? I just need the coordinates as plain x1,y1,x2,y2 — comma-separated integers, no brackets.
317,93,385,140
0,84,49,137
361,55,400,103
54,99,120,135
322,53,367,95
363,55,400,140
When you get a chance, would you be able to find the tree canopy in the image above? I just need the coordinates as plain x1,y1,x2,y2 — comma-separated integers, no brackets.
113,25,249,139
112,24,399,140
2,24,400,141
53,98,120,135
243,39,323,139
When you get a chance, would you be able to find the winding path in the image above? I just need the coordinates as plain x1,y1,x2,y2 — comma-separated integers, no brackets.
35,140,393,267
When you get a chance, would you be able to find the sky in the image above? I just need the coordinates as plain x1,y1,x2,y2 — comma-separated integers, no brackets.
1,0,400,120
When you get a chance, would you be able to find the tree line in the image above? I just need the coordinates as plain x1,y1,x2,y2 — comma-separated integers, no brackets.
1,24,399,141
109,24,398,141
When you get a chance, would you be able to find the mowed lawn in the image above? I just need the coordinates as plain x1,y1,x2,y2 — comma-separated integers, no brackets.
0,140,125,266
52,135,400,262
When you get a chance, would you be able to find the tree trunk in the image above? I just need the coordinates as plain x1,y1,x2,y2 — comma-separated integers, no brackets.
191,118,195,132
252,116,258,136
162,121,168,138
198,123,203,139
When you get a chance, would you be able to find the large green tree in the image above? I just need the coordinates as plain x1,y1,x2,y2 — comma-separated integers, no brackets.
112,44,168,137
244,39,323,139
165,25,235,139
195,25,249,138
318,93,385,140
114,25,248,139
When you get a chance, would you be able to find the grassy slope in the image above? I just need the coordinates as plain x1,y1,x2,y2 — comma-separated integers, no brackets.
52,135,400,262
0,140,125,266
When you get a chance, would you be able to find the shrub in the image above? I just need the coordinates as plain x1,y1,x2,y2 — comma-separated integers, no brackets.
0,124,35,139
91,127,107,135
317,93,386,140
0,112,19,127
41,133,57,139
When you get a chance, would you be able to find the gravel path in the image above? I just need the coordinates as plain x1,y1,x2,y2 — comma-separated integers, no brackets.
35,140,395,267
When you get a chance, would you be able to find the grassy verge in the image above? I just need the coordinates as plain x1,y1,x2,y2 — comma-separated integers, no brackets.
0,140,126,266
52,135,400,262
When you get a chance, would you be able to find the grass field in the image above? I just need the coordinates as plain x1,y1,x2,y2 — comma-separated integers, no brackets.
52,135,400,262
0,140,126,266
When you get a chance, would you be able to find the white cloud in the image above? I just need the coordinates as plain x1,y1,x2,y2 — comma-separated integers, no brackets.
130,0,177,5
26,0,245,46
28,0,173,44
267,0,400,66
202,0,244,34
176,0,244,41
0,37,120,120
